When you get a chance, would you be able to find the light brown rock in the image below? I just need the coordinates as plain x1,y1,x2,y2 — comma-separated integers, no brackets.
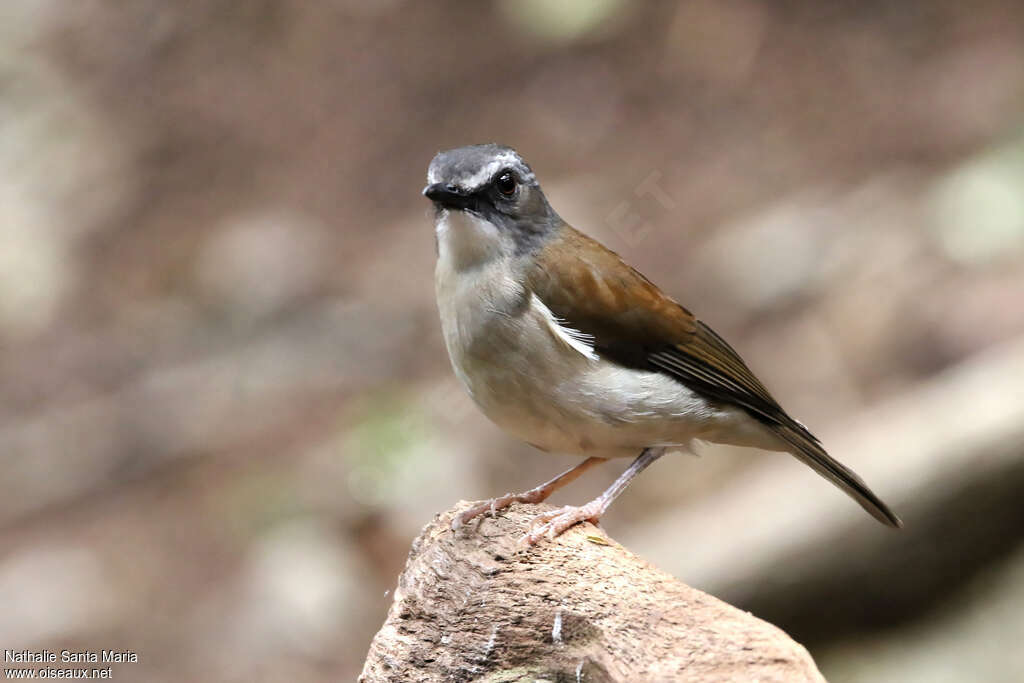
360,501,825,682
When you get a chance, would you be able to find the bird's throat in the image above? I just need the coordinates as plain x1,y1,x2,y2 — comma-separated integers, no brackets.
435,209,510,272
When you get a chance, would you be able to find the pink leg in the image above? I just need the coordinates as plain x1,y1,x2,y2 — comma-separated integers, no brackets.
523,447,666,545
452,456,607,530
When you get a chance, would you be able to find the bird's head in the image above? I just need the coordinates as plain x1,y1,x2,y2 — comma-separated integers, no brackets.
424,144,558,266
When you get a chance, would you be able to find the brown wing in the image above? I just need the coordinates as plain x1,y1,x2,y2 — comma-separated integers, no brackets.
527,224,790,427
528,224,902,528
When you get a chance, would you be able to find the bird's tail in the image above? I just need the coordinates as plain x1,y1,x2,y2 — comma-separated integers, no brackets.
775,423,902,528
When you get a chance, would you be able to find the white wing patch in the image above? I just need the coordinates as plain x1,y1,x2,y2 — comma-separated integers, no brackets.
532,294,599,361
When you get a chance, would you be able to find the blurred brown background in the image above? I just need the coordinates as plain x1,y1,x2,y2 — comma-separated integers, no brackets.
2,1,1024,681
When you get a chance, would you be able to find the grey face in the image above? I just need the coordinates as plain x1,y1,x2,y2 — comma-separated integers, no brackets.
423,144,558,253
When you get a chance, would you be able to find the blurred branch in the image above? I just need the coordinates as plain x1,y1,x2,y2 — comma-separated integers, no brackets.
628,334,1024,644
359,502,824,683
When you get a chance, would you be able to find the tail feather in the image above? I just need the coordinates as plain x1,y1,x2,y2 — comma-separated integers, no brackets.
775,424,902,528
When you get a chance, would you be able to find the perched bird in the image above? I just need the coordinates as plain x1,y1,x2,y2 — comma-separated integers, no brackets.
424,143,901,544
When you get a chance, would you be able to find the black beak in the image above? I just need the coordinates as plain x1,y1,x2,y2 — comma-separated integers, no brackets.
422,183,475,210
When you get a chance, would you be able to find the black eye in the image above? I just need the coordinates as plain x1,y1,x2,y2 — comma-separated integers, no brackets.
495,171,516,196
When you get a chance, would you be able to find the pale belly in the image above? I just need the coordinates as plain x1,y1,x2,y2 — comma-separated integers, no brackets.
456,350,727,458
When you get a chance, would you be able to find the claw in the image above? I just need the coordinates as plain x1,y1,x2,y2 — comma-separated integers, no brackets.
452,492,525,531
450,458,609,536
452,500,494,530
521,503,603,545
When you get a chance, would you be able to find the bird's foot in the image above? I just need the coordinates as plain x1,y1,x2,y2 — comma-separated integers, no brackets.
521,500,604,545
452,489,549,530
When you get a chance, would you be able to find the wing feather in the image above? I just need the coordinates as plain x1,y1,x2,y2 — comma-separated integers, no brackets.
527,223,901,527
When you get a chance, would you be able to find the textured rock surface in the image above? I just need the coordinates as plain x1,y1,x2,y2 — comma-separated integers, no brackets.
360,502,824,682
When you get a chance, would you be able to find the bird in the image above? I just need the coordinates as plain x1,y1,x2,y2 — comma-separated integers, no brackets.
423,143,901,544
